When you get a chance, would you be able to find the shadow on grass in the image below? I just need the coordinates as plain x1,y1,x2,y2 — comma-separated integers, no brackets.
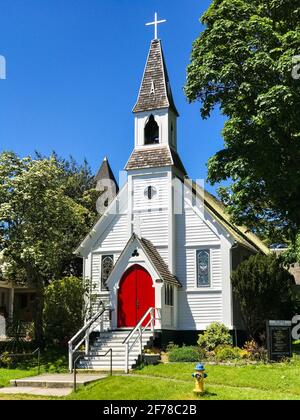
195,391,218,399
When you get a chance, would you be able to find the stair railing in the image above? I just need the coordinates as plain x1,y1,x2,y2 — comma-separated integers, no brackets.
123,307,160,374
68,301,108,372
73,348,112,392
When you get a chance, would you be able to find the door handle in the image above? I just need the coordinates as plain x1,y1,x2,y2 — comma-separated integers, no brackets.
136,300,140,309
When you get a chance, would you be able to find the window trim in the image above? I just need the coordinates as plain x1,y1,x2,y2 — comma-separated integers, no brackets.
195,248,212,289
100,254,114,292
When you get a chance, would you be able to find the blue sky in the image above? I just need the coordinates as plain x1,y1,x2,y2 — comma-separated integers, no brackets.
0,0,226,193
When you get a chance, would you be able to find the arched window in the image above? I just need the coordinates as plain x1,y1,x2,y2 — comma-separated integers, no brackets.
145,115,159,145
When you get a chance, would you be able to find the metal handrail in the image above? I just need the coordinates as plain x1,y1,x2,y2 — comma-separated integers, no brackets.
123,307,154,345
68,302,107,372
123,308,160,374
73,348,112,392
1,348,41,375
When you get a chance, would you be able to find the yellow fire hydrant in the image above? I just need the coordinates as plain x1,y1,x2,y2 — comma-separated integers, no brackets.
192,364,207,395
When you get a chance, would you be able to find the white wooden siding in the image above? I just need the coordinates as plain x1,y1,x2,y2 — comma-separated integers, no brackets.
132,173,169,211
176,247,222,290
138,210,169,247
91,253,101,293
175,198,225,329
184,206,219,246
93,213,129,251
177,291,223,330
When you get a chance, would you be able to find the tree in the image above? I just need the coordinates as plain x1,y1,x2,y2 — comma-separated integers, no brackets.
0,152,94,344
185,0,300,242
231,253,295,339
43,276,86,344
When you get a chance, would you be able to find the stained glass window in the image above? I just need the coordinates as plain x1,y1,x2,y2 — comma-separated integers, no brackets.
101,255,114,290
196,250,210,287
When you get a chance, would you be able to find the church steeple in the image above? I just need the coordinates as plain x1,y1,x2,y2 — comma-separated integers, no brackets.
126,14,186,177
133,39,179,117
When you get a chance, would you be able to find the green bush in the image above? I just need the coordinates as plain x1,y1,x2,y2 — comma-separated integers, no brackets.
215,346,242,362
198,322,232,351
0,352,13,368
169,346,203,362
43,276,86,345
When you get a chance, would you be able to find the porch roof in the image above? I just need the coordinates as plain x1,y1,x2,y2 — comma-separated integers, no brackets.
106,234,182,288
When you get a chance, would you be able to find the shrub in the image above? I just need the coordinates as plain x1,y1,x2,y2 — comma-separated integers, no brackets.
243,340,268,362
165,342,179,353
0,352,12,368
169,346,202,362
232,254,295,339
198,322,232,351
43,276,86,344
215,346,242,362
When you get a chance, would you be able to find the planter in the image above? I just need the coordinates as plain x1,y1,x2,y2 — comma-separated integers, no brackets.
143,354,161,366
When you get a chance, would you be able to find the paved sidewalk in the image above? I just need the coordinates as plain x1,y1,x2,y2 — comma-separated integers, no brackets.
0,387,72,397
0,373,107,398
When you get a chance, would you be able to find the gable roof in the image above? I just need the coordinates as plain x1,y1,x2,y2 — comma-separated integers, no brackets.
133,39,179,116
106,234,181,288
186,180,270,255
125,145,187,175
139,237,181,287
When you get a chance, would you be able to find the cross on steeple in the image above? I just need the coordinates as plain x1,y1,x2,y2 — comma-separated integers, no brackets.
146,12,166,40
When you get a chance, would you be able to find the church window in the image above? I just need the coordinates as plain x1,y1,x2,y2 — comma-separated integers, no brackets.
196,250,211,288
145,115,159,145
101,255,114,290
144,186,157,200
165,284,174,306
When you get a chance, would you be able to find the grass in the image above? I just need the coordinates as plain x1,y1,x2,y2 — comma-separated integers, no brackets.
1,358,300,400
64,374,300,400
0,368,38,388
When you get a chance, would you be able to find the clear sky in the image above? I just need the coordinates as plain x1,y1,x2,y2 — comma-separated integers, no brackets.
0,0,226,193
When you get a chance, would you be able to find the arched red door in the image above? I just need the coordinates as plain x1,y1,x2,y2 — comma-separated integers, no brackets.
118,265,155,328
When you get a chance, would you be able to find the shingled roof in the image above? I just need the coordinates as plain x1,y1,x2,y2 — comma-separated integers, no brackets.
104,234,182,288
125,145,187,175
94,157,119,193
133,39,179,116
140,237,182,287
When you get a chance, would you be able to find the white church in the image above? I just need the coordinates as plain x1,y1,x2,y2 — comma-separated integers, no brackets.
70,15,269,372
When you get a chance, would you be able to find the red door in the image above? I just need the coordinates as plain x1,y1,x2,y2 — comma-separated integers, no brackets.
118,265,154,328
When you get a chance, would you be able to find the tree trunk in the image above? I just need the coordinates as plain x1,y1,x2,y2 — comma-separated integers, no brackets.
33,279,45,348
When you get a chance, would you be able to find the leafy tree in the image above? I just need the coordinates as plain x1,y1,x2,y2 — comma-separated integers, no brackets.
231,253,295,339
185,0,300,241
0,152,94,344
43,276,86,344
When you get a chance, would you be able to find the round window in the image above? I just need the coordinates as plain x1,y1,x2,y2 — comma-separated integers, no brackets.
144,186,157,200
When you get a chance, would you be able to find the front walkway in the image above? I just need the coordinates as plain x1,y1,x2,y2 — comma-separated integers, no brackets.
0,373,107,397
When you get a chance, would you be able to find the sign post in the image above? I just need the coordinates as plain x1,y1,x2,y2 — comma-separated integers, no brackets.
267,320,292,361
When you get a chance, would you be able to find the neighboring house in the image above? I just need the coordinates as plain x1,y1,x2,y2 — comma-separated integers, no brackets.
0,278,35,323
290,264,300,285
73,35,269,371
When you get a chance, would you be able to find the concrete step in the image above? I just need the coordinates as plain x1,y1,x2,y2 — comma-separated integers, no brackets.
92,342,151,350
10,374,106,389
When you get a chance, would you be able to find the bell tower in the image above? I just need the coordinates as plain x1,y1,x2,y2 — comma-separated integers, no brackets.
132,38,179,151
125,14,187,276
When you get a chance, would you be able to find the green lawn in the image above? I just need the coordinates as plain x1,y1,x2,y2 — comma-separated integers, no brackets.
134,359,300,396
0,368,38,388
1,360,300,400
